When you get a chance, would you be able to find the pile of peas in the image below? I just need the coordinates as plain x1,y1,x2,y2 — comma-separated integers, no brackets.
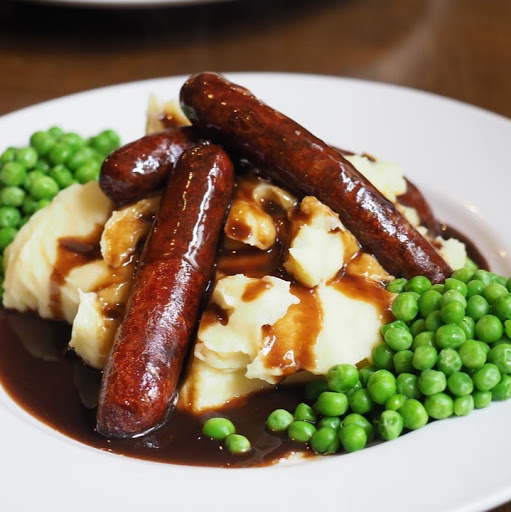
261,268,511,455
0,127,121,295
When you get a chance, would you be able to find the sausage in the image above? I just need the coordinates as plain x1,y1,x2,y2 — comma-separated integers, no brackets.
99,127,198,206
97,143,235,438
180,72,452,283
398,179,441,237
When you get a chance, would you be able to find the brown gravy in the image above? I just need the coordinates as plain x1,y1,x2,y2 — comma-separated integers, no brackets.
0,308,309,467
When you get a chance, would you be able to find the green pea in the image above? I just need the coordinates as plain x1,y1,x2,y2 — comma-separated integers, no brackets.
0,161,27,187
425,311,444,332
475,315,504,343
467,280,485,298
424,392,453,420
440,301,466,324
314,391,348,417
225,434,251,454
472,363,501,391
202,417,235,440
418,289,442,317
493,295,511,322
418,369,446,396
381,320,409,337
317,416,341,431
472,270,492,286
412,331,436,349
293,403,317,423
49,165,74,189
29,176,59,201
48,126,64,140
75,163,100,184
67,147,97,171
398,398,428,430
49,142,73,165
0,186,25,207
101,129,121,149
377,410,403,441
464,257,478,272
304,379,329,401
21,196,37,216
372,343,395,370
413,345,438,371
288,420,317,443
393,350,414,374
90,132,116,155
405,275,431,295
466,295,490,320
491,375,511,401
386,278,408,294
348,388,373,415
33,160,50,173
367,370,396,405
435,324,466,349
392,292,419,322
454,395,474,416
385,393,407,411
483,283,508,305
60,132,85,151
442,290,468,308
0,206,21,228
473,390,492,409
0,226,18,250
338,424,367,452
358,365,376,387
37,199,51,210
507,278,511,293
266,409,294,432
447,371,474,397
457,316,475,340
385,328,413,351
506,320,511,339
310,427,340,455
488,343,511,374
30,131,55,156
342,413,375,442
15,147,38,170
443,277,467,296
458,339,487,369
396,373,422,399
327,363,359,393
437,348,463,376
432,283,445,294
410,318,427,337
0,147,16,164
451,267,474,284
24,170,45,191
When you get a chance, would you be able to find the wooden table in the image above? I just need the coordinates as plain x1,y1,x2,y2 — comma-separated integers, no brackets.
0,0,510,509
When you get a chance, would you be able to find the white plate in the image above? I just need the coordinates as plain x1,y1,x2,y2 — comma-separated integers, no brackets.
0,73,510,512
16,0,234,8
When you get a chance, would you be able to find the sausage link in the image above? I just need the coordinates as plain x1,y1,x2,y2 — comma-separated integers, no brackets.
97,143,235,438
180,72,451,282
99,127,198,206
398,179,441,238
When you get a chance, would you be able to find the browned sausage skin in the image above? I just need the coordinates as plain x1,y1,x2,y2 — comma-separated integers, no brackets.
99,127,198,206
97,143,235,438
180,72,452,283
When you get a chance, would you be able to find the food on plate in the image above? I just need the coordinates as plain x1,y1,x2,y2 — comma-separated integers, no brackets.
97,144,235,438
99,127,198,206
0,126,121,297
180,72,451,283
0,73,509,467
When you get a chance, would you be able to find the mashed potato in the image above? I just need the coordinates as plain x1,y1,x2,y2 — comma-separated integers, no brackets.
2,147,468,410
